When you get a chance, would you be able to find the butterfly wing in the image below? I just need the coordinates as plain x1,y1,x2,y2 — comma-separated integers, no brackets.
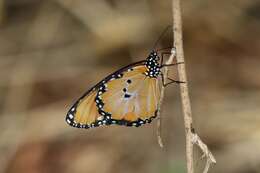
66,62,161,128
66,51,163,129
66,61,149,129
100,65,161,127
66,88,102,128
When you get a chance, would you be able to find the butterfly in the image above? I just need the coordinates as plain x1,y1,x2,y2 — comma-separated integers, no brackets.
65,48,183,129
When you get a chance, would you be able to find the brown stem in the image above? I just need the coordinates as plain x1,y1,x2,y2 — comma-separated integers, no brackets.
172,0,216,172
172,0,194,172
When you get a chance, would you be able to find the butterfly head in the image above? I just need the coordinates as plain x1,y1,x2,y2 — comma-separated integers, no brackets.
145,51,161,78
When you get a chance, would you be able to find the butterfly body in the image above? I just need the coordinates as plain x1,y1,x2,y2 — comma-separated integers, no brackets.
66,51,163,129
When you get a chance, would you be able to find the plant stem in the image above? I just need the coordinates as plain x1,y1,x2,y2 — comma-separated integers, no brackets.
172,0,194,172
172,0,216,173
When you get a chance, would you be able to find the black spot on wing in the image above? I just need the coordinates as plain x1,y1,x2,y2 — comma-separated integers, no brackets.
124,93,131,98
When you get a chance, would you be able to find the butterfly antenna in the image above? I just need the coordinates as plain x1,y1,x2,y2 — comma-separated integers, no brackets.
152,25,172,51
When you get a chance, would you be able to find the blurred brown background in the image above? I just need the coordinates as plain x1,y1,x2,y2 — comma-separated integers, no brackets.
1,0,260,173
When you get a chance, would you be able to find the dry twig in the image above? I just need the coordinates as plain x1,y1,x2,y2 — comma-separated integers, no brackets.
172,0,216,173
157,0,216,171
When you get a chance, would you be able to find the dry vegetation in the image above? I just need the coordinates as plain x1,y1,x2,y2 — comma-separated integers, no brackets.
1,0,260,173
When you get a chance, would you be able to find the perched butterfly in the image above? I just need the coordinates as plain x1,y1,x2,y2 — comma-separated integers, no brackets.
65,48,182,129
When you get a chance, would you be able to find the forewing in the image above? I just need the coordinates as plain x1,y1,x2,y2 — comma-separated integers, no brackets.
66,61,146,129
100,65,161,127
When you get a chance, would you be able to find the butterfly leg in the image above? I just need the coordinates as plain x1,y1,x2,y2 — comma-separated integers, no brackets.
161,74,185,87
160,52,171,65
159,47,178,65
160,62,184,68
167,77,185,84
159,52,184,68
159,48,184,67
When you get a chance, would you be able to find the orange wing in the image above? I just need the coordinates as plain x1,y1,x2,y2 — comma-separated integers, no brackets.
66,50,164,129
100,65,161,127
66,64,161,128
66,89,104,128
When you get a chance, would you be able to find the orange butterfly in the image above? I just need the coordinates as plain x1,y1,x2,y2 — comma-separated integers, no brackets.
66,49,182,129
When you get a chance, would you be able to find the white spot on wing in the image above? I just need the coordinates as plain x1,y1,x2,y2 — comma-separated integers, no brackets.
68,114,73,119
